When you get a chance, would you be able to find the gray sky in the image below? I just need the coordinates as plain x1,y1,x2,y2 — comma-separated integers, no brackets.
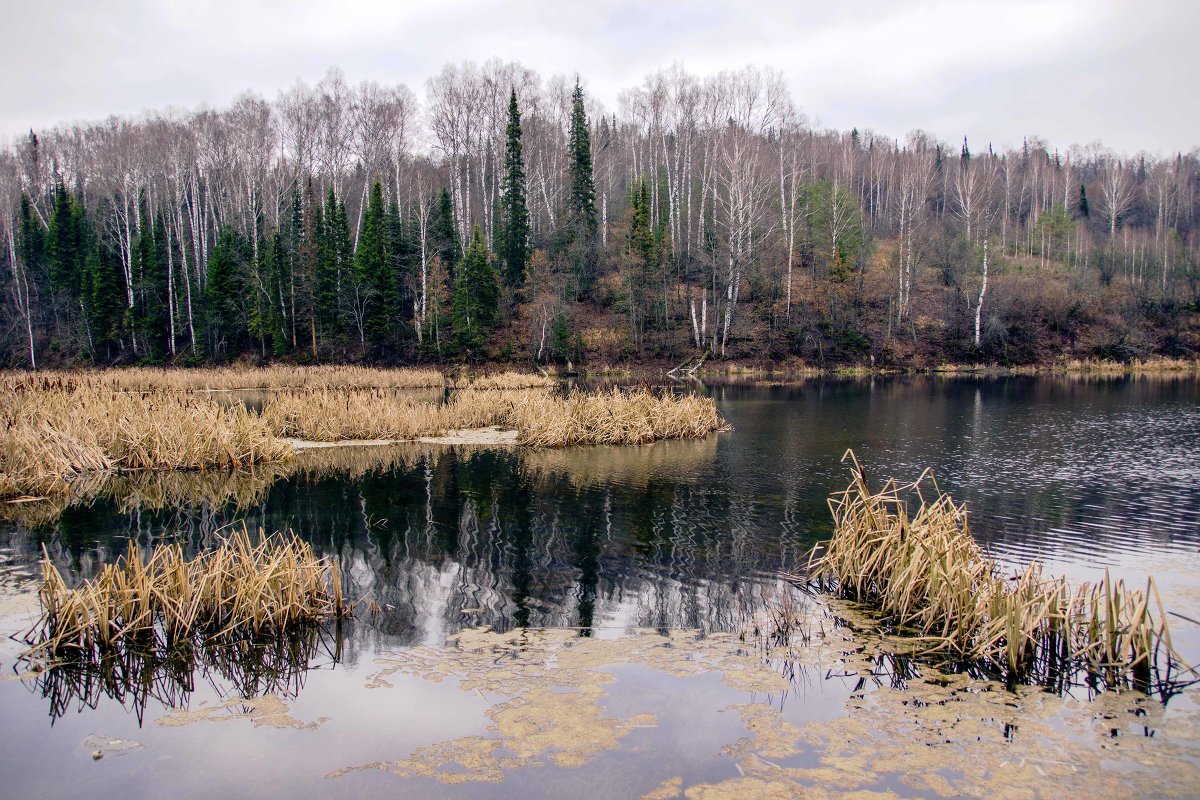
2,0,1195,156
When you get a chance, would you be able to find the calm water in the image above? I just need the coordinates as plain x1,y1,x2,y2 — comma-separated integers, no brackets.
2,375,1198,798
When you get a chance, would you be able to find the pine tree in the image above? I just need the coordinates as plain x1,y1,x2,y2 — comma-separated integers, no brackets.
386,197,414,344
498,89,530,288
314,186,341,343
567,81,597,236
354,180,390,350
452,226,499,359
1078,184,1090,218
430,188,460,279
206,227,252,360
46,184,86,299
84,241,124,361
300,178,321,358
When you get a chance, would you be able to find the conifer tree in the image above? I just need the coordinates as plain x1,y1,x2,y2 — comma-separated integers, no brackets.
354,180,390,350
430,188,460,279
46,185,86,299
499,89,530,288
314,186,341,343
206,227,248,360
84,241,124,360
452,226,499,359
300,178,321,358
567,81,597,236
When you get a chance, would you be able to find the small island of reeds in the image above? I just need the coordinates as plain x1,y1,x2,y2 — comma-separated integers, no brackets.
0,367,729,501
798,452,1191,694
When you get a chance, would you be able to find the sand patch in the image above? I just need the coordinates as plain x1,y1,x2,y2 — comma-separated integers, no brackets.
417,427,519,446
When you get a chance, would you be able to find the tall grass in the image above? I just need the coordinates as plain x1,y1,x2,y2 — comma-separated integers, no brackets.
1,365,445,392
806,452,1186,692
23,529,349,663
451,370,555,390
263,386,729,446
1,383,292,499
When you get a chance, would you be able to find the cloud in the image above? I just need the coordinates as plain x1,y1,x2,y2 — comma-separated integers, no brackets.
1,0,1195,155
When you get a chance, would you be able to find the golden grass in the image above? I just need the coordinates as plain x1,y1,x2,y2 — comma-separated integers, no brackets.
804,452,1185,691
1,383,292,499
23,528,349,662
452,370,556,390
0,365,445,393
262,386,729,447
508,388,728,447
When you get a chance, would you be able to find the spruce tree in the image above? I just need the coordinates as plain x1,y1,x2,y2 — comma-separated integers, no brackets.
314,186,341,343
46,185,86,299
84,241,124,361
430,188,460,278
355,180,390,349
567,81,597,236
451,226,499,359
206,227,248,360
498,89,530,288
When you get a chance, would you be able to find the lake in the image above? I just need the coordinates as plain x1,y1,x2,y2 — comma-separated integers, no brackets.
2,375,1198,798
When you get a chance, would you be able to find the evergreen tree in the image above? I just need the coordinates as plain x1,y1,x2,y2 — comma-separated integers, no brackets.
498,89,530,288
567,80,597,236
451,226,499,359
16,193,45,280
386,197,414,343
354,180,390,350
206,227,249,360
300,178,321,358
83,240,124,360
46,185,87,299
1078,183,1090,218
130,210,169,358
314,186,342,344
430,188,460,278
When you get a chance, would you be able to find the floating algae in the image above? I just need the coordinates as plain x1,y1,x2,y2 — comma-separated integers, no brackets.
156,694,328,731
327,610,1200,798
335,625,803,784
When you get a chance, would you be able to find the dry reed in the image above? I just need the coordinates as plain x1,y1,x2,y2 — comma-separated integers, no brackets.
451,371,555,390
23,529,350,662
804,452,1186,692
262,386,728,447
1,382,292,499
0,365,445,393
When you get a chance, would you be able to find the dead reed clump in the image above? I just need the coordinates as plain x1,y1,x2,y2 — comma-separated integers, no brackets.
23,529,350,663
511,388,729,447
1,384,292,499
263,388,450,440
452,371,556,390
804,451,1186,692
0,365,446,393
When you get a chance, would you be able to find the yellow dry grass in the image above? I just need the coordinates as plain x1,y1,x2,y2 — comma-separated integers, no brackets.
263,387,729,447
24,528,349,661
452,371,556,390
0,365,445,393
0,382,292,499
805,452,1185,690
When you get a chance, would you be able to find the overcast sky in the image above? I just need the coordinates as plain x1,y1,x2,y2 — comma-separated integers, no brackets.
2,0,1195,156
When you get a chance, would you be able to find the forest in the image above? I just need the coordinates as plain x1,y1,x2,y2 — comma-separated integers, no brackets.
2,61,1197,370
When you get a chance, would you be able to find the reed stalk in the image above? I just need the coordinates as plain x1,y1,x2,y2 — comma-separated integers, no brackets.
805,451,1187,692
23,529,351,663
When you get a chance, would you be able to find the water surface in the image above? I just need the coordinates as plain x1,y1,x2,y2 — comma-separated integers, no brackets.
2,375,1198,798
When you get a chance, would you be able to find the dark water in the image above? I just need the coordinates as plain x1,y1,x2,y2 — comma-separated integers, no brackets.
2,375,1198,798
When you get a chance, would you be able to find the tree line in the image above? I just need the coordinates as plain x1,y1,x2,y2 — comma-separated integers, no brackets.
2,61,1198,369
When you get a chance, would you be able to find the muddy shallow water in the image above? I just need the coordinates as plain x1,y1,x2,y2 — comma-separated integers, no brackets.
2,375,1198,798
